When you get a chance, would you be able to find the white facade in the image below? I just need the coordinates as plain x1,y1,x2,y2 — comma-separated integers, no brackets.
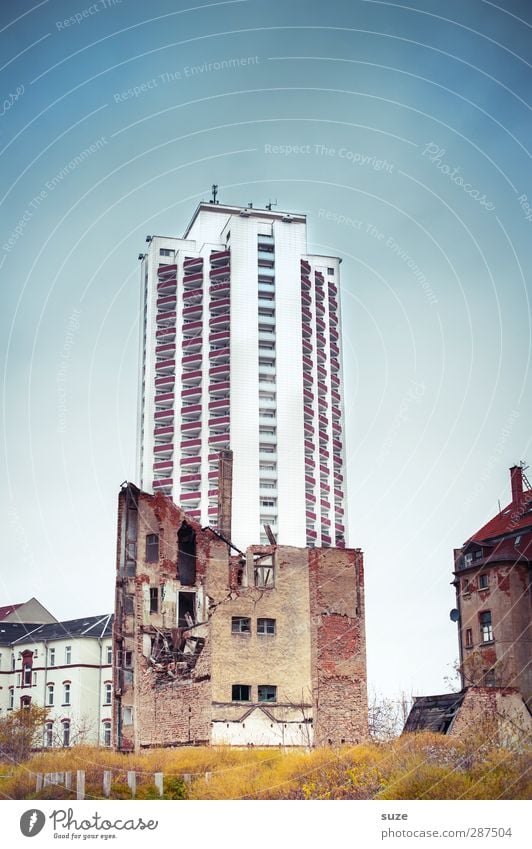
138,203,347,549
0,615,113,748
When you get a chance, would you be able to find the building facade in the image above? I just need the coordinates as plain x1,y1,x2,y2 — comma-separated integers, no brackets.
404,465,532,738
137,201,347,549
453,465,531,708
0,613,113,748
113,483,367,750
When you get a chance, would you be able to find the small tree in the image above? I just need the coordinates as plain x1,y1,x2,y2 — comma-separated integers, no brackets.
0,706,50,764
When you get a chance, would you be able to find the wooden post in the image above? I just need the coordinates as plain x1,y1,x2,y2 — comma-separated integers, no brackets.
127,771,136,798
204,771,212,784
76,770,85,801
65,772,72,791
103,771,112,798
182,773,192,785
35,774,43,793
154,773,163,797
43,773,52,787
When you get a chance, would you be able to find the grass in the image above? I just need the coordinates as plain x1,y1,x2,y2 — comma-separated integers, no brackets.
0,733,530,800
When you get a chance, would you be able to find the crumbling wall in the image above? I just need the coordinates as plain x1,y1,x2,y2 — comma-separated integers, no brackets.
449,686,532,745
308,547,368,745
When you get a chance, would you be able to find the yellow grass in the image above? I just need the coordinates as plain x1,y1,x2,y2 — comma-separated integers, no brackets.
0,733,530,800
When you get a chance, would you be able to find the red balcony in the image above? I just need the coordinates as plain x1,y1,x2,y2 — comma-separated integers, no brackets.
181,454,201,466
209,313,230,328
303,404,313,419
301,276,311,291
180,491,201,501
210,296,230,313
302,306,312,322
302,340,313,355
154,443,174,454
210,249,230,263
317,365,327,379
180,438,201,450
319,446,330,459
330,343,340,357
334,473,343,485
209,364,230,378
306,510,317,521
156,327,176,342
155,391,174,405
305,474,316,486
304,422,315,436
154,460,173,471
301,291,311,307
333,438,342,451
181,403,202,416
181,472,201,485
182,303,203,318
331,374,340,387
183,288,203,302
334,488,343,500
209,415,230,428
154,426,173,438
209,398,230,411
208,469,218,480
154,409,173,422
303,389,314,403
153,478,173,488
335,523,345,534
316,302,325,317
332,422,342,435
157,264,177,279
157,294,176,309
182,319,203,334
181,420,201,433
210,268,230,282
209,380,230,394
316,317,326,333
301,259,311,272
181,368,202,383
157,279,177,294
209,347,230,361
305,439,315,452
306,529,317,541
210,281,230,297
316,333,326,348
329,313,338,325
155,358,175,373
328,283,337,296
318,398,327,412
182,385,201,399
321,516,331,527
320,464,329,476
303,373,313,387
209,329,230,344
182,270,203,285
187,509,201,519
329,327,339,342
155,344,175,360
183,256,203,270
156,310,176,325
306,493,316,504
321,499,330,510
318,414,328,426
209,433,230,445
182,351,202,366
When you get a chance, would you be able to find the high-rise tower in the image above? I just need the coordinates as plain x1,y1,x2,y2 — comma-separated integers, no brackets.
137,201,347,549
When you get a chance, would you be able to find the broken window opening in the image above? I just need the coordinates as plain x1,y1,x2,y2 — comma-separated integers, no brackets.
254,554,275,588
148,624,205,680
177,522,196,585
150,587,159,614
146,533,159,562
232,684,251,702
178,591,196,628
258,685,277,702
231,617,251,634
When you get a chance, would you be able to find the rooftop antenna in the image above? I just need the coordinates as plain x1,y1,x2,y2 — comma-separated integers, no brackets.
520,460,531,491
248,202,253,208
266,199,278,211
210,184,219,205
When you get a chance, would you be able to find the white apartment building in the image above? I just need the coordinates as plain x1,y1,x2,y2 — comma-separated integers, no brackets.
138,201,347,549
0,614,113,748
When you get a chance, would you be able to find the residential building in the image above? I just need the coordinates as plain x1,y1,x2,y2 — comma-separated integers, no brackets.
0,612,113,748
137,200,347,549
113,483,367,751
0,597,57,625
403,465,532,739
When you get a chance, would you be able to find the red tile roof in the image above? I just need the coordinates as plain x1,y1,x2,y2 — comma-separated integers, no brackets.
0,603,22,621
467,490,532,543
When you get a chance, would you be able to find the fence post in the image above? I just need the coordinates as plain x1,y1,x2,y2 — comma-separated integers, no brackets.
103,771,112,798
154,773,164,797
65,772,72,791
35,774,43,793
182,773,192,785
76,770,85,800
43,773,52,787
127,771,136,798
204,772,212,784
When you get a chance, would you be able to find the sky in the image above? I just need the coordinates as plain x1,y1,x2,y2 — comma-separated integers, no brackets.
1,0,531,702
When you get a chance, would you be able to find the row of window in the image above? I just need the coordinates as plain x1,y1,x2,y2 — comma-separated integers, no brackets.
232,684,277,702
6,682,113,710
462,574,489,592
0,644,113,672
232,617,276,635
43,719,112,748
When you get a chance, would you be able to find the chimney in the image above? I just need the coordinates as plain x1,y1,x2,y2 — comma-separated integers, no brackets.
217,449,233,540
510,465,523,504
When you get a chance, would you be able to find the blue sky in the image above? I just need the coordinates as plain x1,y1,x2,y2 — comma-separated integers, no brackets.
1,0,531,701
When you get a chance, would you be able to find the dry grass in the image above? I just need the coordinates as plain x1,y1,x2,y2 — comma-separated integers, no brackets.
0,733,530,800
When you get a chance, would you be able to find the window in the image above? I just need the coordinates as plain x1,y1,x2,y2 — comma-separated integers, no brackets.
8,688,14,710
62,720,70,747
48,647,55,667
146,533,159,562
232,684,250,702
480,611,493,643
254,556,274,588
178,591,196,627
23,664,32,687
45,722,53,748
257,618,276,635
103,721,112,747
484,668,496,687
478,574,489,590
20,696,31,709
124,651,133,668
106,645,112,664
104,682,112,705
465,628,473,648
327,267,335,275
260,498,276,508
122,706,133,725
63,682,71,705
231,617,251,634
462,579,470,593
11,654,15,671
515,535,521,546
150,587,159,613
65,646,72,665
258,685,277,702
47,684,54,706
159,248,173,257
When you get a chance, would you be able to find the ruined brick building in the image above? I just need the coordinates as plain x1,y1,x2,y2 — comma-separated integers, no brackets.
113,480,367,750
404,466,532,739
